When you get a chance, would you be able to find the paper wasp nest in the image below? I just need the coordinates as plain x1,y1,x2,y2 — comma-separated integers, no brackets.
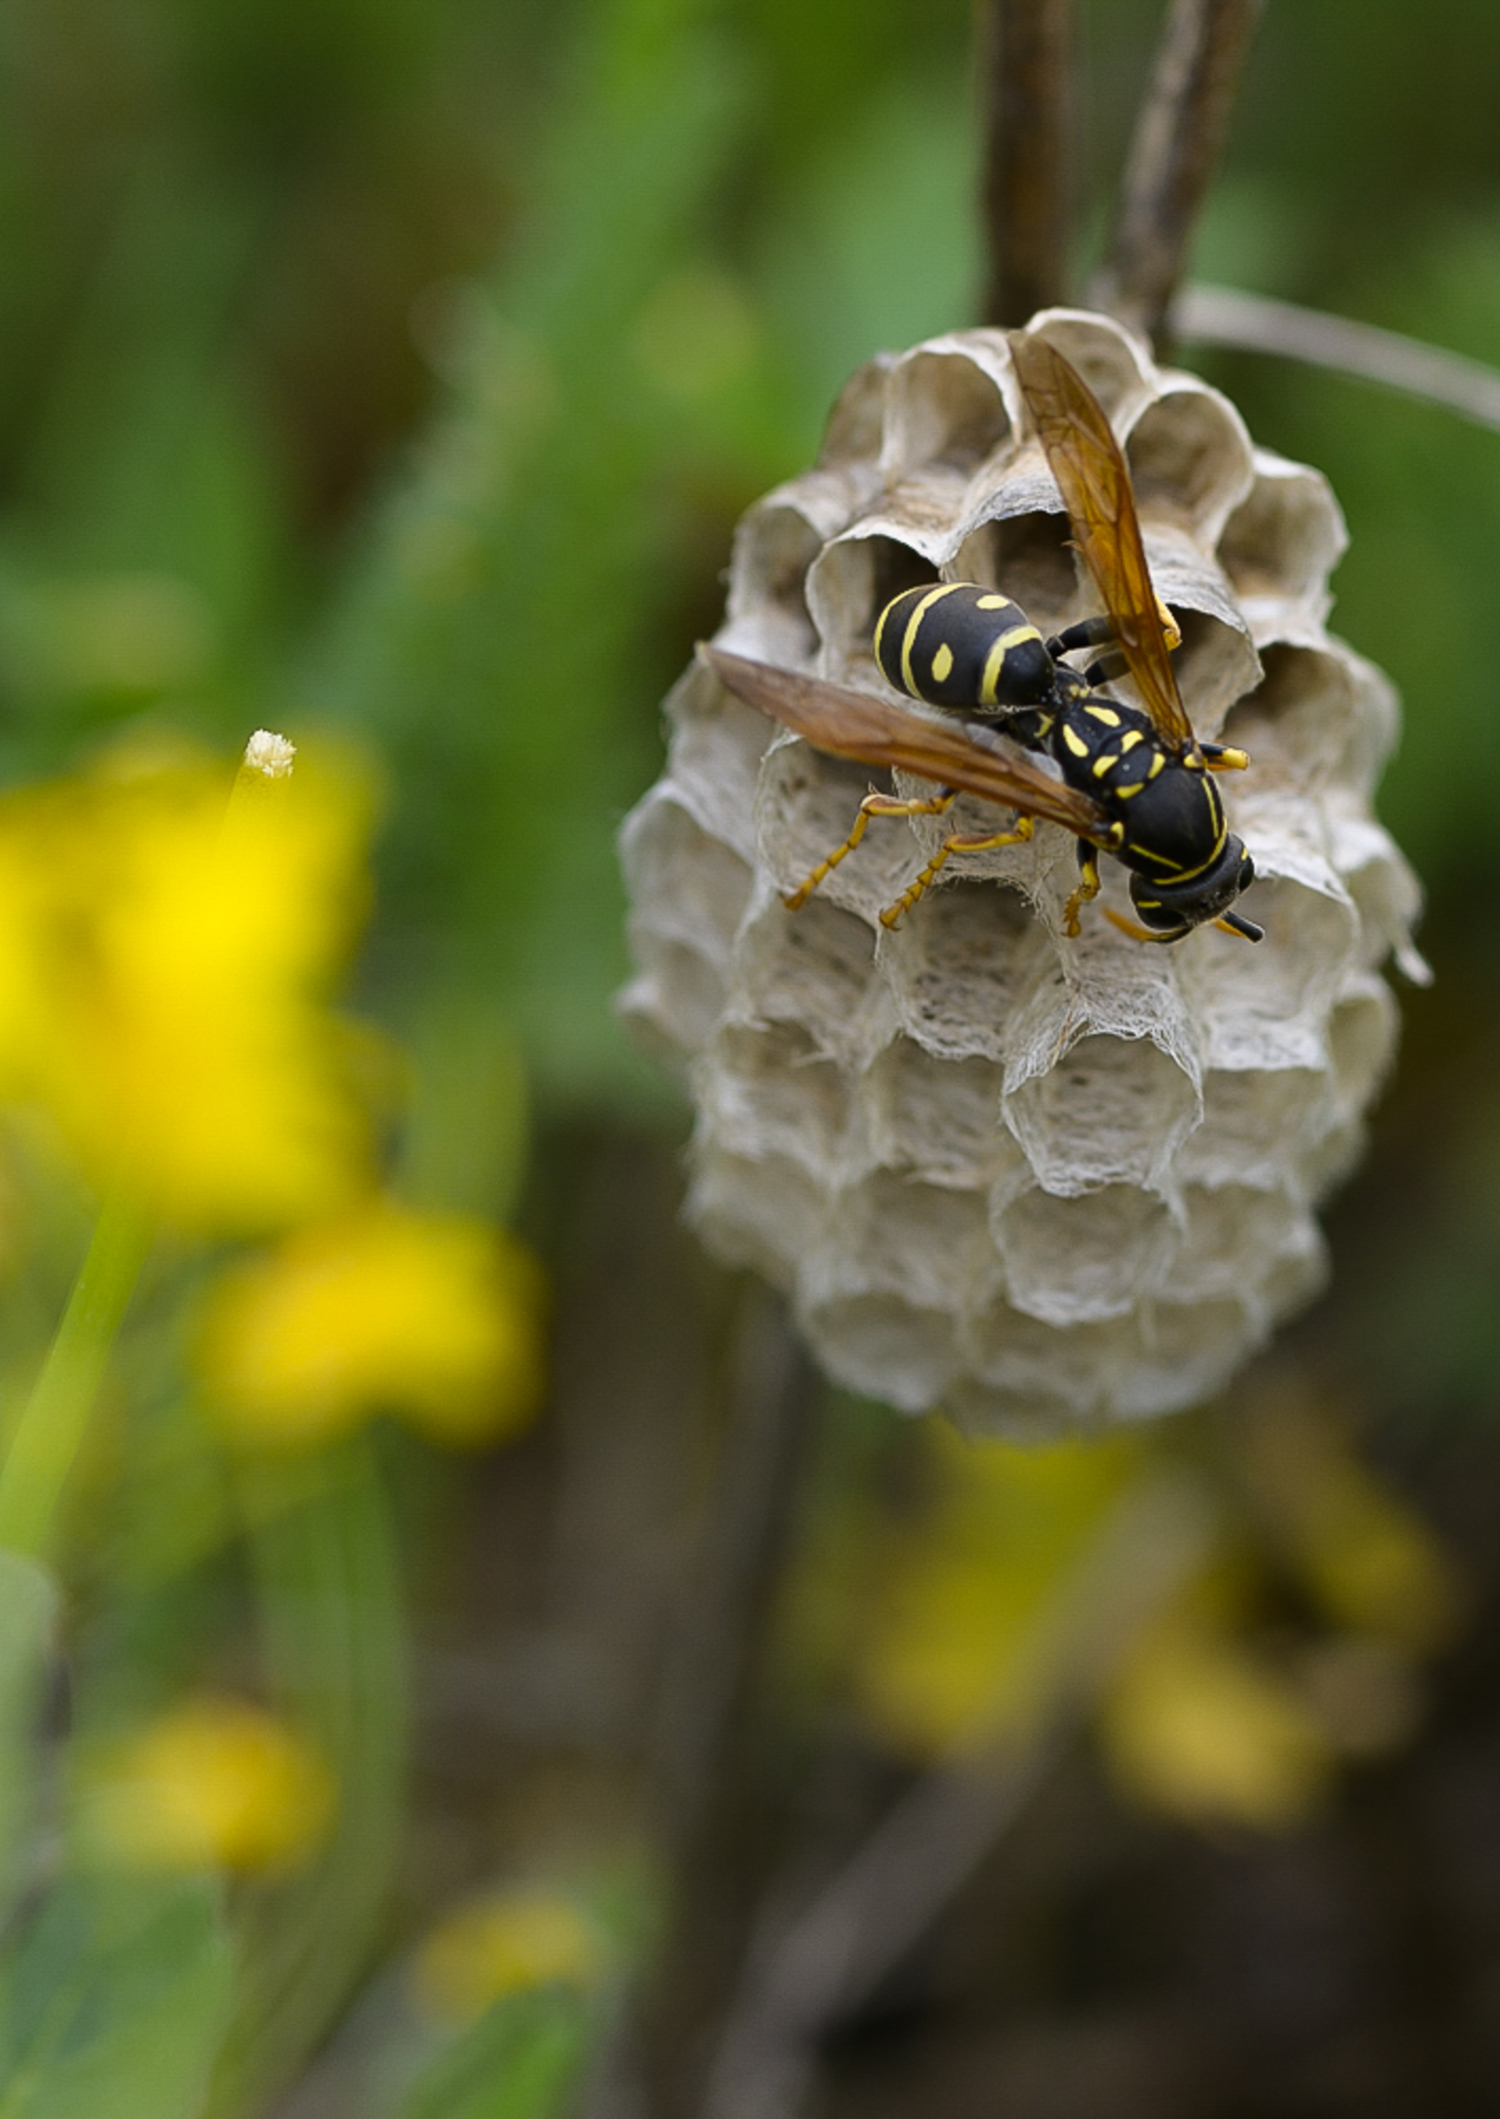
620,310,1423,1432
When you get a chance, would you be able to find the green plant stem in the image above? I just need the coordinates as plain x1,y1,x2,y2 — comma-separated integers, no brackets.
0,1187,153,1556
210,1430,408,2116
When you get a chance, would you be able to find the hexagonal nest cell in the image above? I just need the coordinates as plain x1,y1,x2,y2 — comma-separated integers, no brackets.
619,308,1426,1433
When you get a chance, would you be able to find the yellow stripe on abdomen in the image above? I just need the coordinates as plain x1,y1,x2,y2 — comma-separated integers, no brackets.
978,623,1043,707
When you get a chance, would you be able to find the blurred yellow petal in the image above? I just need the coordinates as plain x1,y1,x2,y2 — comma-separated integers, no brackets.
857,1427,1139,1755
80,1696,334,1874
0,739,375,1232
1101,1618,1334,1832
413,1890,604,2026
1241,1393,1461,1652
197,1201,547,1448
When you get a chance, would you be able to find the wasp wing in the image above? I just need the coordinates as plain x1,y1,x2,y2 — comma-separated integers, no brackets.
704,646,1115,844
1009,333,1196,756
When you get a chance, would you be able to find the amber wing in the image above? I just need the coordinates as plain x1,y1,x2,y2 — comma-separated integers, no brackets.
1008,333,1196,756
704,647,1115,844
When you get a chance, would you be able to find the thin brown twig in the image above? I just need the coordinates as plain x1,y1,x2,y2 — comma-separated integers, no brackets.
580,1281,821,2119
978,0,1076,327
1091,0,1265,345
1174,282,1500,433
698,1471,1217,2119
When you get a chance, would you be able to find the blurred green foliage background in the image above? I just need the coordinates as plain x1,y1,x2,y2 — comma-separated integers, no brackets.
6,1,1500,2114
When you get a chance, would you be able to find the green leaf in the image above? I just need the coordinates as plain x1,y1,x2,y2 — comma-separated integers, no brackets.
0,1553,57,1915
0,1873,232,2119
394,1990,590,2119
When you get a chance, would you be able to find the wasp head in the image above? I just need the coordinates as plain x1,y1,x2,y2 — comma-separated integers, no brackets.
1128,835,1262,943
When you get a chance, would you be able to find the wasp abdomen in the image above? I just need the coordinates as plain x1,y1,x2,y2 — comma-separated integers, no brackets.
874,583,1055,714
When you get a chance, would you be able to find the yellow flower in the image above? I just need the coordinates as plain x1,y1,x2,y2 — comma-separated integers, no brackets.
197,1201,547,1448
79,1696,335,1873
1241,1393,1461,1652
856,1427,1138,1755
1100,1616,1334,1832
0,736,373,1232
413,1891,604,2026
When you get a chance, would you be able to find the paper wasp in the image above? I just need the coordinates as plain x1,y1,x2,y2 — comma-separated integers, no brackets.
706,334,1262,946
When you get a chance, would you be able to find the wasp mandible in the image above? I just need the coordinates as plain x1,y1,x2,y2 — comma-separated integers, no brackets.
706,333,1263,946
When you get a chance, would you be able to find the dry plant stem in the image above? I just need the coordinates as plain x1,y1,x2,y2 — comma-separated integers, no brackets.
1175,282,1500,432
0,1187,153,1556
699,1472,1217,2119
600,1282,820,2119
1092,0,1264,344
978,0,1076,325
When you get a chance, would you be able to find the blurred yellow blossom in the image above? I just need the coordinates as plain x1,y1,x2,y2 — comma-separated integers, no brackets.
856,1426,1139,1755
197,1200,547,1448
1240,1392,1461,1651
80,1695,335,1873
413,1890,604,2026
1100,1615,1334,1831
0,736,373,1231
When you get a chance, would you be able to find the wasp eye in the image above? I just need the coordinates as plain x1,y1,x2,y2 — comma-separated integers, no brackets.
1238,854,1255,889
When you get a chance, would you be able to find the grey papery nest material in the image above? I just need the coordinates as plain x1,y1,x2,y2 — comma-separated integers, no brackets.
619,309,1425,1434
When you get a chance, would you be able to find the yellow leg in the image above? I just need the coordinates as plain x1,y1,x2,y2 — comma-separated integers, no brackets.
1062,848,1102,938
784,788,955,911
1104,907,1172,943
879,814,1033,930
1202,742,1250,771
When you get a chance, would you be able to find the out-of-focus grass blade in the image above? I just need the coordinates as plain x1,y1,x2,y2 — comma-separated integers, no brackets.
302,0,754,1098
211,1433,406,2117
0,1873,232,2119
0,1553,56,1917
393,1990,590,2119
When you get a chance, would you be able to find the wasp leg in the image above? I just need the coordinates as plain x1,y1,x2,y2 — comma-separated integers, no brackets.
880,813,1034,930
1201,741,1251,772
1104,908,1172,943
1047,613,1117,660
1062,840,1102,938
785,787,956,911
1048,593,1181,669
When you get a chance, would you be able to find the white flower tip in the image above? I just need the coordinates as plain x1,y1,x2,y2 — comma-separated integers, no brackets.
242,730,297,780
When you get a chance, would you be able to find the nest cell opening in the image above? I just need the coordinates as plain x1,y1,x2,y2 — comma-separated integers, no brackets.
856,1039,1013,1189
1123,1297,1253,1416
1217,455,1346,607
814,1169,994,1313
688,1143,825,1289
1221,643,1359,791
708,1018,851,1177
882,348,1013,480
882,880,1053,1064
732,891,887,1064
820,354,893,466
617,943,725,1069
1003,1030,1200,1196
727,503,821,665
993,1181,1180,1327
1176,1064,1331,1192
949,509,1080,633
961,1295,1146,1418
806,533,940,684
622,792,754,959
1326,976,1399,1120
1169,1183,1305,1304
1125,384,1254,543
800,1289,962,1412
754,736,915,919
1022,315,1154,433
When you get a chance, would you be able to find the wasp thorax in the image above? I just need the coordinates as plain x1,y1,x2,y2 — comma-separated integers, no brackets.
620,309,1425,1433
